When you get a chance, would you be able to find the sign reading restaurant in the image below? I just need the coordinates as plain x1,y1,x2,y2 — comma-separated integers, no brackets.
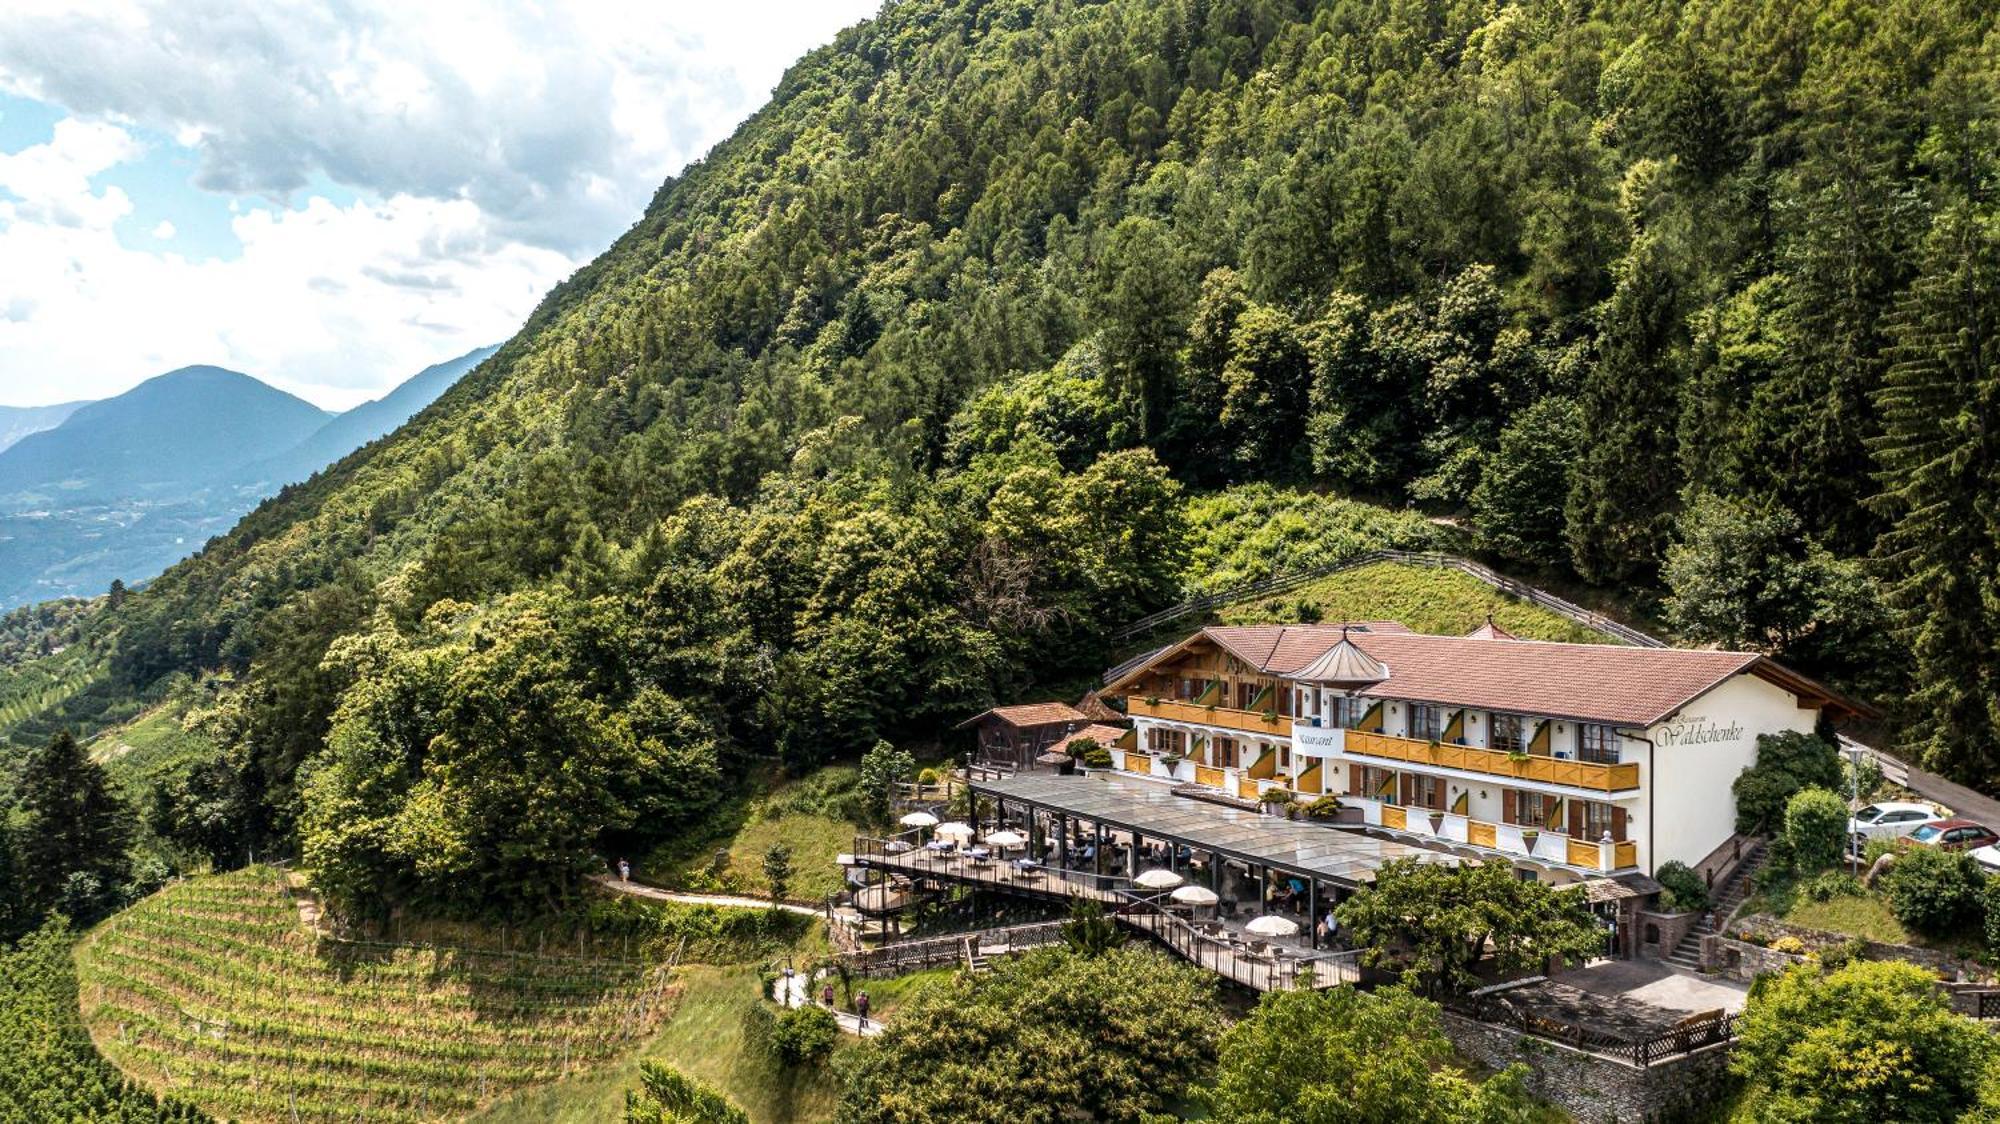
1655,714,1746,748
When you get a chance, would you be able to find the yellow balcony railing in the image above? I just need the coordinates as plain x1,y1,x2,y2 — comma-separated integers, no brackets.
1238,778,1260,801
1467,821,1498,848
1126,697,1289,738
1195,764,1225,789
1295,763,1323,794
1615,840,1638,869
1565,837,1600,868
1381,805,1407,830
1344,731,1639,792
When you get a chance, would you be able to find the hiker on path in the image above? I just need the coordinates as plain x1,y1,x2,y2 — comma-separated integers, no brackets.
821,982,835,1009
856,991,871,1028
618,858,631,883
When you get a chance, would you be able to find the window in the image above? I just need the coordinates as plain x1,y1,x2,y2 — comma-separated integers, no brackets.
1410,704,1444,742
1331,695,1367,729
1579,724,1620,764
1581,801,1618,841
1355,765,1396,802
1408,774,1444,810
1490,714,1525,753
1515,791,1557,827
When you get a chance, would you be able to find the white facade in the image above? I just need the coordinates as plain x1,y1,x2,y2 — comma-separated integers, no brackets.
1124,667,1823,879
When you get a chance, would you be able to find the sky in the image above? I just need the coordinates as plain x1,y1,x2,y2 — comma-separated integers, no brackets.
0,0,877,410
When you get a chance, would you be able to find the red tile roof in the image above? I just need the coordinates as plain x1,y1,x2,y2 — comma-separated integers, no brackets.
1116,624,1849,728
958,702,1089,730
1051,723,1130,754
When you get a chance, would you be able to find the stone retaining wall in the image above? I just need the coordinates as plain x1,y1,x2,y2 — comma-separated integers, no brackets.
1723,914,1993,982
1701,934,1805,983
1440,1010,1736,1123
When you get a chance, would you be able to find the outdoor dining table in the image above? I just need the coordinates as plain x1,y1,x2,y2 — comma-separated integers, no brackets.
924,840,954,852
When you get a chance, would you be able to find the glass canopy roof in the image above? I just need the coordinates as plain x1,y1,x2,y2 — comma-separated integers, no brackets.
970,771,1459,887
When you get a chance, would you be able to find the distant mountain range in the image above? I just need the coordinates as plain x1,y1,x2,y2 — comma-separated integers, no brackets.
0,345,496,609
234,345,498,489
0,402,89,453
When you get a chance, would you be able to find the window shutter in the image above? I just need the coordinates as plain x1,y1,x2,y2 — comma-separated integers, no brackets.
1503,789,1516,824
1568,801,1585,839
1347,767,1364,797
1612,806,1627,842
1399,773,1412,806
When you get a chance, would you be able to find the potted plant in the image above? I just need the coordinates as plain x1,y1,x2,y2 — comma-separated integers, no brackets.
1427,810,1445,834
1259,787,1295,816
1520,827,1541,852
1305,795,1350,822
1426,739,1442,761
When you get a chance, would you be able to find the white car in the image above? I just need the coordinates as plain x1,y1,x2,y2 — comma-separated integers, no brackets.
1970,844,2000,874
1848,801,1942,846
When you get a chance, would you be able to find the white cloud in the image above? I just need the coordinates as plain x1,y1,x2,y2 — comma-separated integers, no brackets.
0,0,875,255
0,0,877,407
0,118,139,228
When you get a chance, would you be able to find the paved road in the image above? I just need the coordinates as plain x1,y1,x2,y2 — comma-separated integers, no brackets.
1854,740,2000,827
590,875,822,918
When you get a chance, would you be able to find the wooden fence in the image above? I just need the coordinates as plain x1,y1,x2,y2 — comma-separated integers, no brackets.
1452,990,1735,1068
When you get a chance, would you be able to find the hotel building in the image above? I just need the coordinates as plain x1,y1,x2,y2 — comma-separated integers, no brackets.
1100,621,1859,882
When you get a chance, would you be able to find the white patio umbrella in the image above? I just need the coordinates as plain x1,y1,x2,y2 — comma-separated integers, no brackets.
1135,867,1185,890
900,811,939,828
984,830,1026,849
1169,884,1219,906
935,821,976,840
1245,914,1301,938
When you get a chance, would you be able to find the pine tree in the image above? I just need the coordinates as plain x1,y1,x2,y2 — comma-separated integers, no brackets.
13,731,134,923
1566,235,1686,585
1871,87,2000,785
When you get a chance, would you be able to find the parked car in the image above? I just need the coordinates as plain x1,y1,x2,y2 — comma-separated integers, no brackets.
1901,819,2000,853
1847,801,1943,849
1969,844,2000,874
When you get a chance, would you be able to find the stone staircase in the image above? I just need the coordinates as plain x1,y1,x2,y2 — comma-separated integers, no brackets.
1665,843,1767,972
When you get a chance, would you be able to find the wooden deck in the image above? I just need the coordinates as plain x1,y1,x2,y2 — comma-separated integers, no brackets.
850,840,1358,993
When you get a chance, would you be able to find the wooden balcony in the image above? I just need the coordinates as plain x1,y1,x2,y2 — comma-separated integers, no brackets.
1344,731,1640,793
1127,696,1290,739
1349,799,1638,873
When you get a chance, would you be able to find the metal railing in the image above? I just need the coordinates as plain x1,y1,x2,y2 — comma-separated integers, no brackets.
1107,550,1665,650
847,835,1357,992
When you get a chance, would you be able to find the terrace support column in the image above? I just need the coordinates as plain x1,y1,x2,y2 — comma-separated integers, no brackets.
1094,822,1104,878
1058,814,1068,868
1210,851,1221,892
1129,832,1140,878
1308,881,1319,949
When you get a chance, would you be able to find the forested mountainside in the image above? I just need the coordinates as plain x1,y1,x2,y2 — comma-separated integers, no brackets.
2,0,1997,920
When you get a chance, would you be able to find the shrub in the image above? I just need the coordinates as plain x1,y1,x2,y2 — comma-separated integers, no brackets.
1732,959,1998,1121
916,767,940,787
1065,736,1101,760
1986,879,2000,959
1258,786,1294,806
769,1004,838,1068
1783,787,1850,872
1081,744,1113,769
1800,870,1864,903
1769,936,1808,955
1732,731,1841,833
1305,795,1345,820
1881,848,1986,937
1653,860,1708,914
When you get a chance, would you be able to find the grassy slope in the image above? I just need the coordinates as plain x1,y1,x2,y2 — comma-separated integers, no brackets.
75,868,670,1123
639,767,868,904
1214,560,1612,644
89,702,217,801
475,955,951,1123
